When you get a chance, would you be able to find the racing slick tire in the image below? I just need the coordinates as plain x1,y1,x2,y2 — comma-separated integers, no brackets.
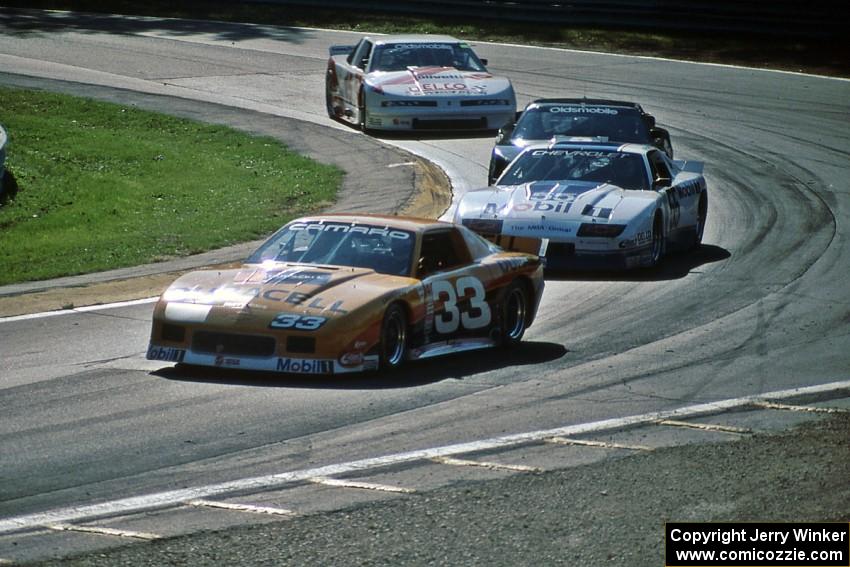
379,303,408,370
357,88,370,133
325,69,338,119
499,281,529,347
648,211,665,268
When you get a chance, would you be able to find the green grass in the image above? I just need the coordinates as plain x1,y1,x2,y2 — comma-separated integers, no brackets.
0,86,340,285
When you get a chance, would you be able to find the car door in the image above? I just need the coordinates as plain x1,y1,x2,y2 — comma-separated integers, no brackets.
648,149,681,235
416,227,497,346
337,38,372,116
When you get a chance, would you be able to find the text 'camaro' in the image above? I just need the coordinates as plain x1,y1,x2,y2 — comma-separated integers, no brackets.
147,215,544,375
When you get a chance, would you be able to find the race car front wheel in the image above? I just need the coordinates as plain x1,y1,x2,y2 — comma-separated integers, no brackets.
500,281,528,346
648,212,665,267
380,304,408,370
357,88,369,132
693,193,708,248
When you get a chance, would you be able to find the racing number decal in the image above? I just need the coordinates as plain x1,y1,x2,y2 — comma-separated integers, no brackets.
666,189,681,229
433,277,492,334
270,314,327,330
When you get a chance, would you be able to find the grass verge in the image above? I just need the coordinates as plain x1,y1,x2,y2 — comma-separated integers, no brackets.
0,86,340,285
7,0,850,77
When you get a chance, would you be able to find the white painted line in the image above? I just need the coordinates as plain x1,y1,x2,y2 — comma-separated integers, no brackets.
309,477,415,494
186,499,294,516
387,161,416,168
0,297,158,324
751,400,848,414
432,456,541,473
47,523,161,540
546,437,654,451
656,419,751,434
1,379,847,535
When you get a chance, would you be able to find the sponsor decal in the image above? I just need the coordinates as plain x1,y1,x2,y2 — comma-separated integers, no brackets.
618,230,652,249
288,222,411,240
508,223,573,235
261,289,349,315
264,270,332,285
214,355,241,367
147,345,186,362
531,150,621,158
270,314,327,330
548,106,618,115
676,180,704,198
511,200,574,214
389,43,454,50
495,257,527,273
408,83,469,94
276,358,334,374
339,352,364,367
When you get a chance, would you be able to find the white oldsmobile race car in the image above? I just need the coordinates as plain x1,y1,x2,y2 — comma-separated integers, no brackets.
454,140,708,270
325,35,516,131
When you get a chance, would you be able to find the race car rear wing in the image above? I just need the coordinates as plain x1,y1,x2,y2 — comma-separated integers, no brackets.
329,45,355,56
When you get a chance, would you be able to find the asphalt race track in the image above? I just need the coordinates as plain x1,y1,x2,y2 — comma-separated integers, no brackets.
0,8,849,564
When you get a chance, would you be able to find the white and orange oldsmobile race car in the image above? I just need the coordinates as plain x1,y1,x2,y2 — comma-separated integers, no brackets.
147,215,544,375
325,35,516,131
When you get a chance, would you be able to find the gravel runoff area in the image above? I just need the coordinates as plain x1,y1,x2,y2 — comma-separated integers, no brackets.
27,411,849,567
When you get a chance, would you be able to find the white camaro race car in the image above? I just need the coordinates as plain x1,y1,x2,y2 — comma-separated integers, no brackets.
454,140,708,270
325,34,516,131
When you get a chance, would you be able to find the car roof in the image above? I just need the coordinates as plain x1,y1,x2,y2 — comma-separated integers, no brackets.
293,213,452,234
370,35,462,46
526,98,645,111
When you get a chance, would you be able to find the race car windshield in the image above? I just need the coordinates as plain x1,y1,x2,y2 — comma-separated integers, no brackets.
371,43,487,72
498,149,650,191
248,222,415,277
512,106,649,143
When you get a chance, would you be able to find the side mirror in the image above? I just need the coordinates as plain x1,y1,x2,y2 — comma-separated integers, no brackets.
653,176,672,189
645,115,656,128
495,123,514,144
480,58,488,66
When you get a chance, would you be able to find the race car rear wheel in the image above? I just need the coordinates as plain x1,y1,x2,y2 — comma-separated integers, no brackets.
379,304,407,370
500,281,528,346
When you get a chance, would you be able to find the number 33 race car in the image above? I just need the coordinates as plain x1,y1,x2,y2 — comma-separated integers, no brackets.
325,35,516,131
147,215,544,375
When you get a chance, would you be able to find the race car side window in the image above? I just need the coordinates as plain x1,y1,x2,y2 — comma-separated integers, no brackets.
648,150,673,188
417,229,471,277
349,39,373,70
459,225,499,260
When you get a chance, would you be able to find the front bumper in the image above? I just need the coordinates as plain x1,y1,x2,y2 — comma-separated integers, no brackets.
365,106,514,131
542,241,655,271
146,343,378,375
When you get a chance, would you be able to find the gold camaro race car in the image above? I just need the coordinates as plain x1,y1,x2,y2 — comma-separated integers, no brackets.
147,215,545,374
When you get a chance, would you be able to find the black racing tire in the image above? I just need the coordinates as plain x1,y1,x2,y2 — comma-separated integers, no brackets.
500,281,529,347
325,84,335,119
693,193,708,249
325,68,338,119
379,303,408,370
648,211,665,267
357,88,369,132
